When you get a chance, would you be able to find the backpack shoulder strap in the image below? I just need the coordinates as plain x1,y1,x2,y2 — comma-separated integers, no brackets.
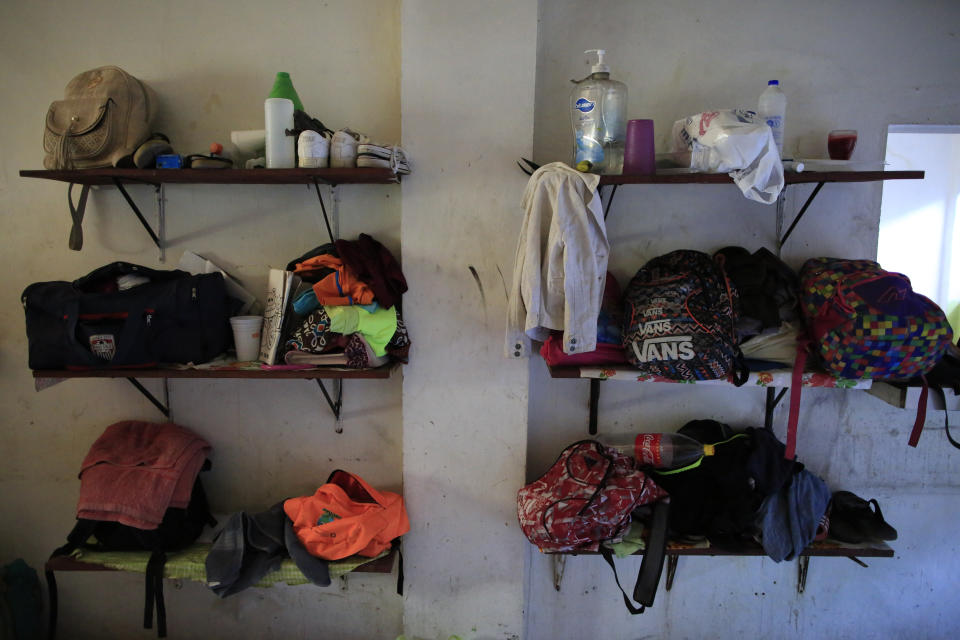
598,498,671,615
144,549,168,638
46,519,99,639
632,498,671,607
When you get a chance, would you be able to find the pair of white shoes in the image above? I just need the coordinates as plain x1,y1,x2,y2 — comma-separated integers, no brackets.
330,129,410,174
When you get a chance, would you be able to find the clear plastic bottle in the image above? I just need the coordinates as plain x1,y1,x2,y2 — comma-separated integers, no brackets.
758,79,787,158
570,49,627,175
597,432,715,469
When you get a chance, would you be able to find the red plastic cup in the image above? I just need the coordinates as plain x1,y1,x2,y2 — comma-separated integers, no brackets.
623,119,655,175
828,130,857,160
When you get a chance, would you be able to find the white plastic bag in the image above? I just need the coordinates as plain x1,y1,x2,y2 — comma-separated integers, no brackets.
671,109,784,204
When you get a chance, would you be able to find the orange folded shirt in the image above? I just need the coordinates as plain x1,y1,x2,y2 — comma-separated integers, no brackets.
295,254,375,307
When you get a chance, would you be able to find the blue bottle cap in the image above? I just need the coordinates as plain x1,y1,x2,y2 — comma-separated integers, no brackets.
768,80,779,85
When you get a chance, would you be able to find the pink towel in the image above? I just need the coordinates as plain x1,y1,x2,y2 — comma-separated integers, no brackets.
77,421,211,530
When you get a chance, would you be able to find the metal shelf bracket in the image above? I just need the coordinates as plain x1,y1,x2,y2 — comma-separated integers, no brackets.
111,178,166,262
126,377,170,418
311,179,340,246
316,379,344,429
778,181,825,251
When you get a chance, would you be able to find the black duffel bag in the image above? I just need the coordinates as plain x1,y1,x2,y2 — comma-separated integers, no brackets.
22,262,233,369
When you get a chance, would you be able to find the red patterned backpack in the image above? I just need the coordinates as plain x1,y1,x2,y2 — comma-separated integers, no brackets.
517,441,669,613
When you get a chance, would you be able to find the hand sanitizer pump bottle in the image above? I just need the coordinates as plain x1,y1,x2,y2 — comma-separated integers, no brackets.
570,49,627,174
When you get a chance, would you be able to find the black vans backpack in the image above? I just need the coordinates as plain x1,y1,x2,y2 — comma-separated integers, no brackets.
622,250,748,384
46,466,216,639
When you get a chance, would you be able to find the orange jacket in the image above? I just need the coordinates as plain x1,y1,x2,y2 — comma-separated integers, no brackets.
284,470,410,560
294,255,375,307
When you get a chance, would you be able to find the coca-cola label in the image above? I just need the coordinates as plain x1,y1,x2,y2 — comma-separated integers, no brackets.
634,433,662,466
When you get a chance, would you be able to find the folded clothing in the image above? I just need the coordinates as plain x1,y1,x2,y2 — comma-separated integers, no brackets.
334,234,407,310
293,254,375,307
206,502,331,598
78,421,211,529
325,304,397,357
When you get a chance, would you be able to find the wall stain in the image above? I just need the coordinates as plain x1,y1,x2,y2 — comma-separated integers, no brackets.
469,265,485,306
468,266,489,325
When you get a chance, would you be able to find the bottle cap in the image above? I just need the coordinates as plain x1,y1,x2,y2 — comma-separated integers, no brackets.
703,444,716,456
768,80,779,86
585,49,609,74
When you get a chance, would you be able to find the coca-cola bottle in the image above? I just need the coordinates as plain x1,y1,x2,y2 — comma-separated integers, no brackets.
597,432,714,469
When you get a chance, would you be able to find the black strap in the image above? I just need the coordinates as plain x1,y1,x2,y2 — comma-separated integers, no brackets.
599,546,646,615
68,183,90,251
934,386,960,450
396,544,404,596
44,569,58,640
633,498,670,607
730,351,750,387
46,519,98,640
144,550,167,637
599,498,672,615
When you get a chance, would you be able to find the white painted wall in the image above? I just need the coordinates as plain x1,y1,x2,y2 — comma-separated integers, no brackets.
527,1,960,638
3,1,959,638
400,2,537,638
1,2,405,638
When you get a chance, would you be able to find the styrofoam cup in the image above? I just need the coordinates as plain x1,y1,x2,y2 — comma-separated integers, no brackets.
230,315,263,362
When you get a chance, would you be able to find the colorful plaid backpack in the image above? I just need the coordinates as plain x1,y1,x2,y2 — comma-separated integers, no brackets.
622,250,748,384
517,440,670,614
794,258,953,450
800,258,952,380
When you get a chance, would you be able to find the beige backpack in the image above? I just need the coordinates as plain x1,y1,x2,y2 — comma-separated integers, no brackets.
43,66,156,170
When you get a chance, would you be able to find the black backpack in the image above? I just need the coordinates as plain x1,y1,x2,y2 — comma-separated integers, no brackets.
622,250,748,384
714,246,800,342
652,420,801,547
46,466,216,638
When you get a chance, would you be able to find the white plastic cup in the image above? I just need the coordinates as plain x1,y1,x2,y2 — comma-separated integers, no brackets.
230,315,264,361
264,98,295,168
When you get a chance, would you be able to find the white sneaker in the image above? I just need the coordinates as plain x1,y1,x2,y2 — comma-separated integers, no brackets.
356,143,411,174
329,129,369,168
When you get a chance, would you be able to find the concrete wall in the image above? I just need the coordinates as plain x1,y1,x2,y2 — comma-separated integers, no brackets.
399,2,536,639
1,2,405,638
3,0,959,639
527,1,960,639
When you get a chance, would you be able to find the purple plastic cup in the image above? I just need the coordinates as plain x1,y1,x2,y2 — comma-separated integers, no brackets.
622,119,656,175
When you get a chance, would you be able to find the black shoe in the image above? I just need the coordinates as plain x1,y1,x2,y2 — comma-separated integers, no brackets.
828,491,897,543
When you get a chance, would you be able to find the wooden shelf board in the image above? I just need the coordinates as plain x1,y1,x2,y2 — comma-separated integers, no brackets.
597,170,924,186
547,364,872,390
19,167,400,186
46,547,397,575
32,362,397,380
550,538,893,558
868,381,960,411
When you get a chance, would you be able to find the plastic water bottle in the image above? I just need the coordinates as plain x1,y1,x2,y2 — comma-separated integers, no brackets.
758,80,787,158
597,432,715,469
570,49,627,174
